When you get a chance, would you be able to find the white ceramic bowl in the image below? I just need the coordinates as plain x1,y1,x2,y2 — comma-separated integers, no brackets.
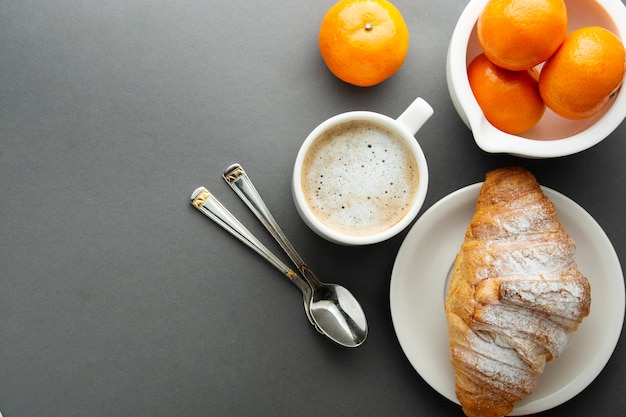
446,0,626,158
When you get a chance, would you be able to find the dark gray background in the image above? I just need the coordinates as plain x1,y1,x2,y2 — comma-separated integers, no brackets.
1,0,624,416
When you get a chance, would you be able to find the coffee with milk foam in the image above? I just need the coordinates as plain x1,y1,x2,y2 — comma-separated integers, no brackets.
301,120,420,237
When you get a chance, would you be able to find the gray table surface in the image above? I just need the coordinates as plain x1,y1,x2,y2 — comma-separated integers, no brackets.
1,1,625,416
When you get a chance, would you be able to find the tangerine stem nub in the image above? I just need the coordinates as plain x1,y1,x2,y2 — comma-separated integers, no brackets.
364,22,373,31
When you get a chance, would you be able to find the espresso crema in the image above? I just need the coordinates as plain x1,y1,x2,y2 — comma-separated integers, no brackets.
301,120,420,237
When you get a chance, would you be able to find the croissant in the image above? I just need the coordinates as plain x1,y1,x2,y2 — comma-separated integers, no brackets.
445,167,591,417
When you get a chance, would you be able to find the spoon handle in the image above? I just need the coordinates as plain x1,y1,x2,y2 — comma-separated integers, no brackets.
223,163,322,289
189,186,319,330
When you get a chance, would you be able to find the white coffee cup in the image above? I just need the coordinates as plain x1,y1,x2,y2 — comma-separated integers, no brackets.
292,97,433,245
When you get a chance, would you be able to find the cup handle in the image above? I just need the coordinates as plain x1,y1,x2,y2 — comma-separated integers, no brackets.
396,97,434,136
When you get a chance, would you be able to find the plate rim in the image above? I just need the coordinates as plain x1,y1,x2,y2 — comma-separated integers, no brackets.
389,182,625,415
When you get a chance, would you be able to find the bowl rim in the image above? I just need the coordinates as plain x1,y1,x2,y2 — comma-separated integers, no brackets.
447,0,626,158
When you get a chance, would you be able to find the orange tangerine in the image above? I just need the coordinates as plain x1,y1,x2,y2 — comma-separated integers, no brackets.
477,0,568,71
468,53,545,134
539,26,626,120
318,0,409,87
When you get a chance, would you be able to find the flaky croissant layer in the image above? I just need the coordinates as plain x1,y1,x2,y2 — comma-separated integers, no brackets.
445,167,591,417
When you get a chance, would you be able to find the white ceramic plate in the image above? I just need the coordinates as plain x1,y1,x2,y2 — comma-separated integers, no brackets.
390,184,625,415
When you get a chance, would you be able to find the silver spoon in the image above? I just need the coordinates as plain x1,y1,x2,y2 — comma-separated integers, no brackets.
223,163,368,348
190,187,323,334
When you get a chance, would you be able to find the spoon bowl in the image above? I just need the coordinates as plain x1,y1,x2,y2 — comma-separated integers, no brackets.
310,284,368,347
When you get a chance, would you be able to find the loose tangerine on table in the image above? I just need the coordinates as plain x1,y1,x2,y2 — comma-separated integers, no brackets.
318,0,409,87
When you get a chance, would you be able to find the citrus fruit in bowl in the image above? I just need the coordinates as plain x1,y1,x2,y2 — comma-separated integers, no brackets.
446,0,626,158
468,53,546,135
477,0,568,71
318,0,409,87
539,26,626,120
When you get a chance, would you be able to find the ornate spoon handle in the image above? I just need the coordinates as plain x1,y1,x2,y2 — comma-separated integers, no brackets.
189,186,320,331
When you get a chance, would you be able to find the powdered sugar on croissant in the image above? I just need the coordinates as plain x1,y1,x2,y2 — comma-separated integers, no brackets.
445,167,591,417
